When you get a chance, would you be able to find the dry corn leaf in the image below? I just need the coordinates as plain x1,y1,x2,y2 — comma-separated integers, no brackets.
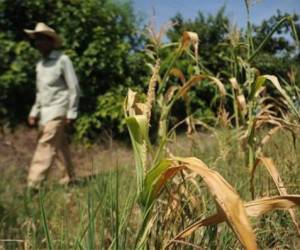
177,75,225,101
142,156,256,249
144,156,300,249
182,31,199,48
178,75,203,97
125,89,149,117
164,86,179,103
185,116,196,135
170,68,186,84
135,103,147,115
246,195,300,217
237,94,247,114
181,31,199,61
255,115,282,130
151,165,185,202
255,103,275,118
167,195,300,248
169,213,224,243
172,157,257,249
125,89,139,116
229,77,239,91
258,157,300,234
207,76,227,97
256,126,281,155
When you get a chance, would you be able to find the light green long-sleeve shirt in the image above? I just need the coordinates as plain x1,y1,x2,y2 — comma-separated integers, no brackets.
29,50,81,125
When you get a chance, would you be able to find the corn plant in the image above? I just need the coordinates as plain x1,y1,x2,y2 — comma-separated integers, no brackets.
223,1,300,206
218,1,300,235
124,25,300,249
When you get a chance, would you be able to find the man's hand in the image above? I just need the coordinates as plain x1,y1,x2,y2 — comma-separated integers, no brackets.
65,118,74,125
28,116,37,126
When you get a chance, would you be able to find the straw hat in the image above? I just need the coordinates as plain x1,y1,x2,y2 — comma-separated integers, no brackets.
24,22,62,48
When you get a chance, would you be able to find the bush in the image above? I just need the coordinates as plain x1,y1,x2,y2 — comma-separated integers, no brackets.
0,0,148,139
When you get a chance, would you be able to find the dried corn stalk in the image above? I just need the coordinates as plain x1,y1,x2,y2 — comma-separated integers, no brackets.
167,195,300,248
141,157,257,249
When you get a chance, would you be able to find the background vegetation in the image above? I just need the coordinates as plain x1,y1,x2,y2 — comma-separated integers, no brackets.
0,0,147,140
0,0,299,141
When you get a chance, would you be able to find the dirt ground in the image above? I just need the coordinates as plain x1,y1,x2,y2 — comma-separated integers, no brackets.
0,126,214,180
0,126,133,177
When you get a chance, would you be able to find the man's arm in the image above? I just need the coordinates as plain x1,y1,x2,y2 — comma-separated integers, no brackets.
28,90,41,126
61,55,81,123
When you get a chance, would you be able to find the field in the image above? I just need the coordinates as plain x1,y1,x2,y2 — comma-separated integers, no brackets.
1,1,300,249
1,127,300,249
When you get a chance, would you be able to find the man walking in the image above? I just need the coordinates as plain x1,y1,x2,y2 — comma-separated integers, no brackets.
24,22,81,189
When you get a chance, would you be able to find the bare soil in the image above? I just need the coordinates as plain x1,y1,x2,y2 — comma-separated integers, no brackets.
0,126,215,180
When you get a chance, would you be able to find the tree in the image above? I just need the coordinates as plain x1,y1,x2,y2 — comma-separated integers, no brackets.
0,0,148,139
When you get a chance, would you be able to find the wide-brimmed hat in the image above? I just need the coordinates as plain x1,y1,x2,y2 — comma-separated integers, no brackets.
24,22,62,48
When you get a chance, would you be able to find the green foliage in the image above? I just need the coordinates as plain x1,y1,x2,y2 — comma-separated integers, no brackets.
76,86,137,140
1,1,300,140
0,33,38,126
0,0,148,139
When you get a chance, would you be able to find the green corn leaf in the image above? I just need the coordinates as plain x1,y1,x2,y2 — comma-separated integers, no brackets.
126,115,150,193
249,75,265,101
140,159,175,209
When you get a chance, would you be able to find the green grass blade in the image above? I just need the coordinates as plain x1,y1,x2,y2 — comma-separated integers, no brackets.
87,192,95,250
39,192,53,250
140,159,173,210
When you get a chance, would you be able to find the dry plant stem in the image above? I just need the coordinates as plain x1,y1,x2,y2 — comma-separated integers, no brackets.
146,59,160,124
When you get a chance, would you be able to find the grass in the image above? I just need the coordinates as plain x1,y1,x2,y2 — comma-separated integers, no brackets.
0,166,136,249
1,129,300,249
